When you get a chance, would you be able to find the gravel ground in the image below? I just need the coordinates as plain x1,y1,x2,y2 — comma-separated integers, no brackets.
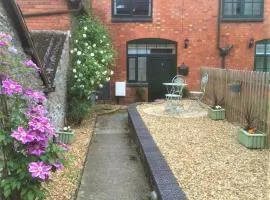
43,104,123,200
137,101,269,200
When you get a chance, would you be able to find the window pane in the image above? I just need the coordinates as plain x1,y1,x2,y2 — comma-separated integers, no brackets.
266,57,270,72
256,44,265,55
114,0,130,15
244,3,253,15
137,44,147,54
253,3,261,15
128,44,137,54
138,57,147,82
132,0,150,16
266,44,270,55
255,57,264,71
128,58,136,81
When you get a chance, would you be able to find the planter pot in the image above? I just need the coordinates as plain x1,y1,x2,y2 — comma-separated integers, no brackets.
238,128,265,149
56,130,74,144
230,84,241,93
208,107,225,120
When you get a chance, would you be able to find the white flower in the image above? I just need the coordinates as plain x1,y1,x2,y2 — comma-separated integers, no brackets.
70,50,74,54
106,77,110,81
83,34,87,38
77,60,81,65
63,127,68,131
93,44,96,47
106,43,110,46
100,40,103,43
75,40,78,43
215,105,222,109
78,79,81,82
103,36,106,39
80,85,84,88
99,84,103,88
91,80,94,85
77,51,82,56
73,48,77,52
87,46,90,49
85,43,88,46
84,27,87,30
74,75,78,78
101,59,105,63
73,69,77,73
8,46,18,54
79,73,83,77
110,70,114,75
90,53,94,57
100,50,104,54
103,70,107,75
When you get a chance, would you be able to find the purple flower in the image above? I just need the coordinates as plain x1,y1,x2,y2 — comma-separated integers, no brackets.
28,116,55,138
0,33,12,41
25,105,48,118
8,46,17,54
56,142,69,151
28,130,47,142
24,89,47,103
11,127,34,144
28,161,51,180
23,60,40,72
1,79,23,96
52,162,64,170
0,41,8,47
27,141,47,156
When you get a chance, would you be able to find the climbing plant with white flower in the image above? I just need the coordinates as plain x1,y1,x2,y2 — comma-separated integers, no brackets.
71,15,115,97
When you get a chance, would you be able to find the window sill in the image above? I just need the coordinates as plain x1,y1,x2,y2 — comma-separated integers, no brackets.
127,82,149,87
221,18,264,22
111,18,152,23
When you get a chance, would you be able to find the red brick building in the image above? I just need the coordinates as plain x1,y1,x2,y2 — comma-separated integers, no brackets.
17,0,270,103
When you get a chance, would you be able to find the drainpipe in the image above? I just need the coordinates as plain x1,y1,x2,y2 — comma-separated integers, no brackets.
217,0,233,69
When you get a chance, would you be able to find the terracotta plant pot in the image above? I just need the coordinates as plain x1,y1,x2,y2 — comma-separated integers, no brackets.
208,107,225,120
238,128,265,149
56,130,74,144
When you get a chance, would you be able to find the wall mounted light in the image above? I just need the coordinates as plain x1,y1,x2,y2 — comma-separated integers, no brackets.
248,38,255,48
184,39,190,49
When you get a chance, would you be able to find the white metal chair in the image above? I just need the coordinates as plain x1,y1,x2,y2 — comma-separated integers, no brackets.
189,72,208,102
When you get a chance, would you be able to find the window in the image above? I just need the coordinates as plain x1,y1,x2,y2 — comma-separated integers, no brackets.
127,40,176,82
254,40,270,72
112,0,152,21
222,0,264,21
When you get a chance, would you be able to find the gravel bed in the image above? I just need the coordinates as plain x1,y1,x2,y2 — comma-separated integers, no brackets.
137,101,269,200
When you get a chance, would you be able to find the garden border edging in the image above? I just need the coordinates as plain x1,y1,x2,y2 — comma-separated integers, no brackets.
128,104,186,200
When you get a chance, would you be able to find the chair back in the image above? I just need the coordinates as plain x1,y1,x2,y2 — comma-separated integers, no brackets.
172,75,185,84
200,72,208,98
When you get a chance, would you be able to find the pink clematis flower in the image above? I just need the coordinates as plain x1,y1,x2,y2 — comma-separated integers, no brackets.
28,161,51,180
27,141,47,156
11,127,34,144
1,79,23,96
24,89,47,103
23,59,40,72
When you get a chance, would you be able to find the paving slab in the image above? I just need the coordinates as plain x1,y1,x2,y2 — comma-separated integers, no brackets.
77,111,150,200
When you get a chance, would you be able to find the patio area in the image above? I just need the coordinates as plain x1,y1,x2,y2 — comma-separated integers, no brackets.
137,101,269,200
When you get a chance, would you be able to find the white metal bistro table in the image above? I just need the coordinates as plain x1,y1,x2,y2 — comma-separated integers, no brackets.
163,82,188,113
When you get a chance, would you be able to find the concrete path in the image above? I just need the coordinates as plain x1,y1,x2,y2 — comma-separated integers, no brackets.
77,111,150,200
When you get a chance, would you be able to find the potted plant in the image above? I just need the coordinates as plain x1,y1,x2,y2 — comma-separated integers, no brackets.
208,90,225,120
135,87,146,102
238,105,265,149
230,80,242,93
56,126,74,144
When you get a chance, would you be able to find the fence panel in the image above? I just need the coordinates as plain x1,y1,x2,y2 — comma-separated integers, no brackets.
201,67,270,146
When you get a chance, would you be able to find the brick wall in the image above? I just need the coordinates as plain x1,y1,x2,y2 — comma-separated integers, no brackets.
91,0,270,103
17,0,71,30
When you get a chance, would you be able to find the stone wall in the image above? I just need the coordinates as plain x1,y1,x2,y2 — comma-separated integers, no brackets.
46,31,70,130
0,1,70,130
0,1,43,90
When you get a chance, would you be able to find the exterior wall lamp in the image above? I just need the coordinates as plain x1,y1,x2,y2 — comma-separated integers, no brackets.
184,39,190,48
248,38,255,48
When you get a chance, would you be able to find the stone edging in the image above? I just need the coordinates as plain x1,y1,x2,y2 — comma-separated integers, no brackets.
128,105,186,200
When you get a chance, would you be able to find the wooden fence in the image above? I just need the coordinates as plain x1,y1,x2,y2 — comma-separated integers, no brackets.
201,67,270,146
